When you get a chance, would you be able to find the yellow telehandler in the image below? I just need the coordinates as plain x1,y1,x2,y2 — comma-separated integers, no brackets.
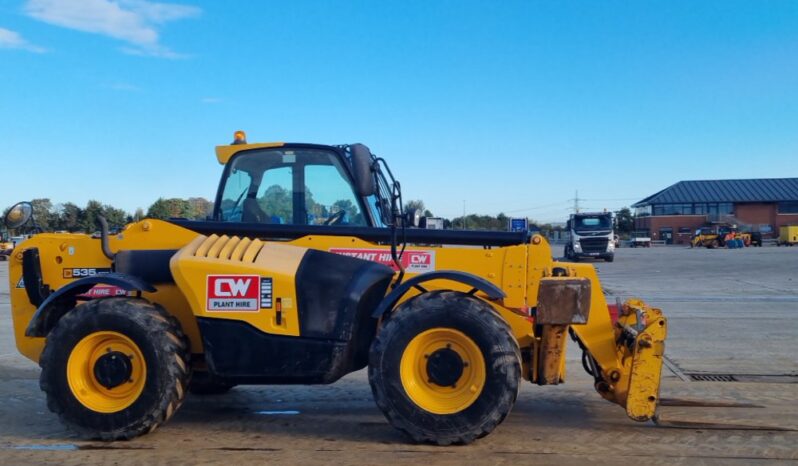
691,225,751,248
4,132,667,444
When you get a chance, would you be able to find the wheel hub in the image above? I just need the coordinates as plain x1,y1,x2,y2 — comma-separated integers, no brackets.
399,328,486,414
426,347,465,387
68,331,146,413
93,351,133,389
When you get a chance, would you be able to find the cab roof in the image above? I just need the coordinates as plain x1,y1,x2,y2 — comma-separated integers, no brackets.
215,142,352,165
215,142,285,164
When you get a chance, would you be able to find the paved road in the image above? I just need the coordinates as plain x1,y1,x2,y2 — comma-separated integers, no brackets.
596,246,798,376
1,246,796,465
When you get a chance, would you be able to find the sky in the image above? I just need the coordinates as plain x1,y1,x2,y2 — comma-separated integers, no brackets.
0,0,796,223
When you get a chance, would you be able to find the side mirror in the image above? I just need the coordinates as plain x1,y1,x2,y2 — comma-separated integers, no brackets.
350,144,376,197
4,202,33,229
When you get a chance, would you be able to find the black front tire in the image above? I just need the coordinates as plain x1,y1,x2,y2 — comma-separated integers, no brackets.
369,291,521,445
40,298,190,440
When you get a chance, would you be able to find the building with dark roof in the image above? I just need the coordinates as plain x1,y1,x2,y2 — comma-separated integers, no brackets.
633,178,798,244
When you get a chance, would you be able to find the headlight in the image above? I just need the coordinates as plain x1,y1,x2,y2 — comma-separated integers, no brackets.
608,241,615,250
573,242,582,252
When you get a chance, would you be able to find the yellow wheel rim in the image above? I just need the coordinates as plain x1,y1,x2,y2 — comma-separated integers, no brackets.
399,328,486,415
67,331,146,413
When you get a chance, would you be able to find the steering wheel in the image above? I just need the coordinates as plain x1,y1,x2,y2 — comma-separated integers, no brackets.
324,210,346,226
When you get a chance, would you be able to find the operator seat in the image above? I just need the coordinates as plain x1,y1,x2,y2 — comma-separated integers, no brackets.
242,197,269,223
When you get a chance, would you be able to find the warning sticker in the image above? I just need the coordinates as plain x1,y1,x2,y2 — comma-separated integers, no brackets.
329,248,436,273
207,275,261,311
16,277,25,288
260,277,273,309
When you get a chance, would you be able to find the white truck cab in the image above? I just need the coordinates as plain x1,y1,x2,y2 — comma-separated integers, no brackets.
564,212,615,262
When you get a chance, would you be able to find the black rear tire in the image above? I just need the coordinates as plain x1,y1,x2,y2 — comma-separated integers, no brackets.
369,291,521,445
40,297,190,440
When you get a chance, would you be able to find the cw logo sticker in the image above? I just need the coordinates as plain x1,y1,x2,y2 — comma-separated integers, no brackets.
213,277,253,297
206,275,260,311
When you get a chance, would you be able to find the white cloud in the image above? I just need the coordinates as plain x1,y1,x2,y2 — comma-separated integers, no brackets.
0,27,46,53
119,44,189,59
23,0,200,57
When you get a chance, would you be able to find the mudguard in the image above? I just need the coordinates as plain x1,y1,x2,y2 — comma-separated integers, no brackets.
25,273,155,337
371,270,506,318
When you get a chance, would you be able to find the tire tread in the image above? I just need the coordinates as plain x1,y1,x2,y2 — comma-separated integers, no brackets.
369,291,521,445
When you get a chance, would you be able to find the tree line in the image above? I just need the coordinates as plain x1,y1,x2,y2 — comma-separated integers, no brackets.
3,197,636,236
406,200,529,231
2,197,214,234
405,200,636,236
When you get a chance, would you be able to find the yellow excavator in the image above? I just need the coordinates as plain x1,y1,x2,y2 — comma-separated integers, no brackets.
4,132,667,444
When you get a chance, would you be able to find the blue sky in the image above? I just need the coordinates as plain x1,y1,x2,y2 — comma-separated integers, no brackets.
1,1,796,222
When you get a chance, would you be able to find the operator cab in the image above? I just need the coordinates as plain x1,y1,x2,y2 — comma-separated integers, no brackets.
213,136,389,228
164,131,530,249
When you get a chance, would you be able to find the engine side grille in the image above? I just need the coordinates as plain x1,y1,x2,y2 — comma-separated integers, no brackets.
193,234,263,262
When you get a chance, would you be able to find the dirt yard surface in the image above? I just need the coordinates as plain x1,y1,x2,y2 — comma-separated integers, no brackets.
1,246,796,465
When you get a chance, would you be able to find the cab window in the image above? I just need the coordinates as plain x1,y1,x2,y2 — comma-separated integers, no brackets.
304,164,366,225
218,148,368,226
255,166,293,224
